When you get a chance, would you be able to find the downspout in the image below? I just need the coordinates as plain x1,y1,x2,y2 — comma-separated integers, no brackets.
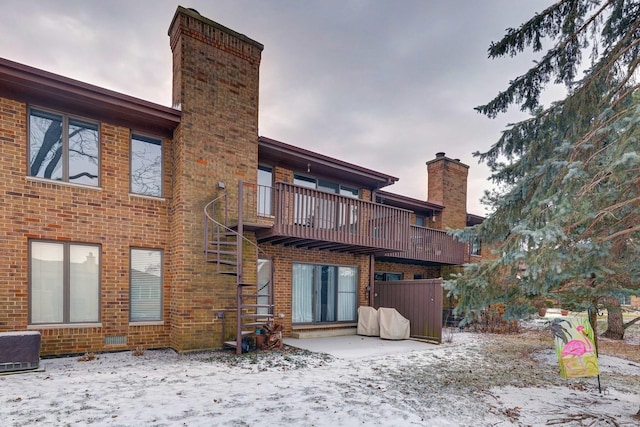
369,255,375,307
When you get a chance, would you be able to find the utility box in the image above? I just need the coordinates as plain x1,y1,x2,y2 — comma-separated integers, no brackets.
0,331,42,373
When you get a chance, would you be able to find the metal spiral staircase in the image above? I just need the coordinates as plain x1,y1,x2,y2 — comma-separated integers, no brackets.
204,188,274,354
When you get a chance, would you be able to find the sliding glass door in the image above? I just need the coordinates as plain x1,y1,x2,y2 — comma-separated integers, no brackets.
292,263,357,324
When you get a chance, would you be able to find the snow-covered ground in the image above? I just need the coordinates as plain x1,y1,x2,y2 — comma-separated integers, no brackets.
1,328,638,426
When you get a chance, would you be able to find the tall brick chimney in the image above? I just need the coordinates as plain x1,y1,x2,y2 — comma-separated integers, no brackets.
426,152,469,230
167,7,263,351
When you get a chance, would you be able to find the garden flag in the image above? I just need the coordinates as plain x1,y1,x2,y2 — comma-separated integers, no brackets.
551,318,599,379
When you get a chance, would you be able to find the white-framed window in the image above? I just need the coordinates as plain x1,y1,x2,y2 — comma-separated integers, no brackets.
292,263,357,324
29,241,100,324
131,134,163,197
29,108,100,186
130,248,163,322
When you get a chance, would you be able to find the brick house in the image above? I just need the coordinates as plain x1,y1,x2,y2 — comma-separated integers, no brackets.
0,7,482,356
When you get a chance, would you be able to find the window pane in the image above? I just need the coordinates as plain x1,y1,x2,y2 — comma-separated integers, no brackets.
293,175,316,226
130,249,162,322
257,166,273,216
317,179,339,194
339,186,359,198
337,267,357,321
68,119,99,186
257,258,271,315
29,110,63,181
316,266,336,322
69,245,100,322
30,242,64,323
292,263,314,323
131,135,162,197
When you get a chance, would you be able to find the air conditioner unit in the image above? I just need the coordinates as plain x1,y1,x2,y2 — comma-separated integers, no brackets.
0,331,41,373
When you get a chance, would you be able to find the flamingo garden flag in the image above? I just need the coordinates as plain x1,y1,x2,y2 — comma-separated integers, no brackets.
551,318,599,379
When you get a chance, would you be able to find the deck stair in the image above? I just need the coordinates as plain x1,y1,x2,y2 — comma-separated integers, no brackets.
204,184,274,354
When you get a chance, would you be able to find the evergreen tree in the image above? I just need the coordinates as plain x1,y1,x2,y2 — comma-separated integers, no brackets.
446,0,640,353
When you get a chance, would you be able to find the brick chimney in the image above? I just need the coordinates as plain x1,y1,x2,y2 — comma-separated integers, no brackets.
426,152,469,230
167,7,263,351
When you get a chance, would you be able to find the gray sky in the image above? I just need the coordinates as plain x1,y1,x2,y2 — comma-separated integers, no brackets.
0,0,557,215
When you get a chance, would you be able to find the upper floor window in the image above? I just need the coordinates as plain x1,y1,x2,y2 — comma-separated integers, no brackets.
258,165,273,216
131,134,163,197
29,240,101,324
470,237,482,256
29,108,100,186
415,215,426,227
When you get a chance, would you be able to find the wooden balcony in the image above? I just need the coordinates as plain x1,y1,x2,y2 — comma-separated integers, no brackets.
238,181,465,263
380,225,466,265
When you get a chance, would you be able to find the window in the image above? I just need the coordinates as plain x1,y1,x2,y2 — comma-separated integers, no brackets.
293,174,360,230
29,241,100,324
257,165,273,216
415,215,426,227
619,294,631,306
131,134,163,197
292,263,357,324
374,272,403,281
130,249,163,322
29,108,99,186
470,237,482,256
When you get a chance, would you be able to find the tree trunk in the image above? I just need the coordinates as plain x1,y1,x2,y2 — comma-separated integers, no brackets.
601,297,624,340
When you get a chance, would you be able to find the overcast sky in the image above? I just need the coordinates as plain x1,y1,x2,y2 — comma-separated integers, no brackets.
0,0,558,215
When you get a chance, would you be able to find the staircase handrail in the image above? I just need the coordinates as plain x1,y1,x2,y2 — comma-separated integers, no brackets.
203,193,273,264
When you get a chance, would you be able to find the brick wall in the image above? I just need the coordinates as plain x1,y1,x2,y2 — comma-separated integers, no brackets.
373,260,441,280
167,7,263,351
0,96,172,355
259,244,370,336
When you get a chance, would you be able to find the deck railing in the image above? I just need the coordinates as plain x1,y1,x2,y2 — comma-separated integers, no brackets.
248,182,409,252
383,225,465,264
240,181,464,261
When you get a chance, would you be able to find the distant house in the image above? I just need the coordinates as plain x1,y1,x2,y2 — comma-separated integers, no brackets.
0,6,483,355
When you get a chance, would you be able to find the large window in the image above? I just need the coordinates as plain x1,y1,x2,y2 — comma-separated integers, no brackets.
292,263,357,324
131,134,163,197
30,241,100,324
130,248,163,322
29,108,100,186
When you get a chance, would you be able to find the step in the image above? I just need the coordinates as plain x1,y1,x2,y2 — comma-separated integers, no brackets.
219,271,239,276
241,313,274,319
205,250,237,257
217,259,238,266
240,293,259,298
205,240,236,246
242,322,270,328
